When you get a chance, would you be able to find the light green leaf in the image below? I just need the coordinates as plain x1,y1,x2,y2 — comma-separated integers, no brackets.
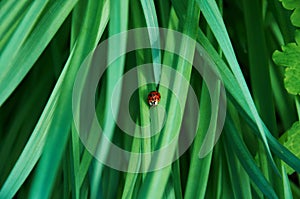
285,66,300,95
273,43,300,95
279,0,300,10
279,121,300,174
291,8,300,27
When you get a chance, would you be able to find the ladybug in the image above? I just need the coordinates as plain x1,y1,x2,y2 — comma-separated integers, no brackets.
147,91,161,106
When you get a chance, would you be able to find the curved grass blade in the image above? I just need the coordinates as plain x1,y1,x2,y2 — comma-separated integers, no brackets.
0,47,74,199
28,0,109,198
90,0,129,197
0,0,31,46
184,84,212,199
69,0,109,197
196,29,300,174
140,0,161,86
137,0,200,197
224,116,278,199
0,0,78,107
0,0,48,70
197,0,277,171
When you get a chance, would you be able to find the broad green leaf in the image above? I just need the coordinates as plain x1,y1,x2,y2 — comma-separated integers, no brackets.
296,29,300,44
285,66,300,95
279,0,300,11
273,43,300,95
291,8,300,27
279,121,300,174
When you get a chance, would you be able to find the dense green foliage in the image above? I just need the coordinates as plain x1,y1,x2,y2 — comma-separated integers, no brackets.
0,0,299,198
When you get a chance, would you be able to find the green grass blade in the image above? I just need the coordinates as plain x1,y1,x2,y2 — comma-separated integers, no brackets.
71,0,109,196
140,0,161,86
223,134,252,198
197,0,276,170
196,29,300,173
0,47,74,199
281,165,293,199
184,83,212,199
28,0,108,198
0,0,78,107
70,124,80,199
90,0,129,197
0,0,48,69
0,0,30,42
224,116,278,199
137,0,200,197
242,0,277,134
122,128,141,199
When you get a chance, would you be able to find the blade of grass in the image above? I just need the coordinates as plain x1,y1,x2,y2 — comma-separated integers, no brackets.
281,165,293,199
137,0,200,197
242,0,277,135
0,46,74,199
140,0,161,86
0,1,48,64
0,52,55,186
197,0,277,172
28,0,108,198
223,132,252,198
172,157,182,199
224,115,278,199
195,29,300,173
131,0,155,175
121,127,141,199
69,0,109,197
0,0,31,46
70,124,80,199
0,0,79,107
242,0,284,196
90,0,129,197
156,0,171,28
184,83,212,199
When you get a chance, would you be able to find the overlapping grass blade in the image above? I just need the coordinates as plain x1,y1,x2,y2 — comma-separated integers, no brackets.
0,0,78,107
90,0,129,197
28,0,109,197
196,29,300,173
184,84,212,199
137,0,200,197
69,0,109,197
140,0,161,86
0,0,31,48
197,0,277,171
0,1,48,64
0,47,73,199
224,116,278,199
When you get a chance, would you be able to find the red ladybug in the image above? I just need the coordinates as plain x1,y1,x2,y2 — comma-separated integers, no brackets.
147,91,161,106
